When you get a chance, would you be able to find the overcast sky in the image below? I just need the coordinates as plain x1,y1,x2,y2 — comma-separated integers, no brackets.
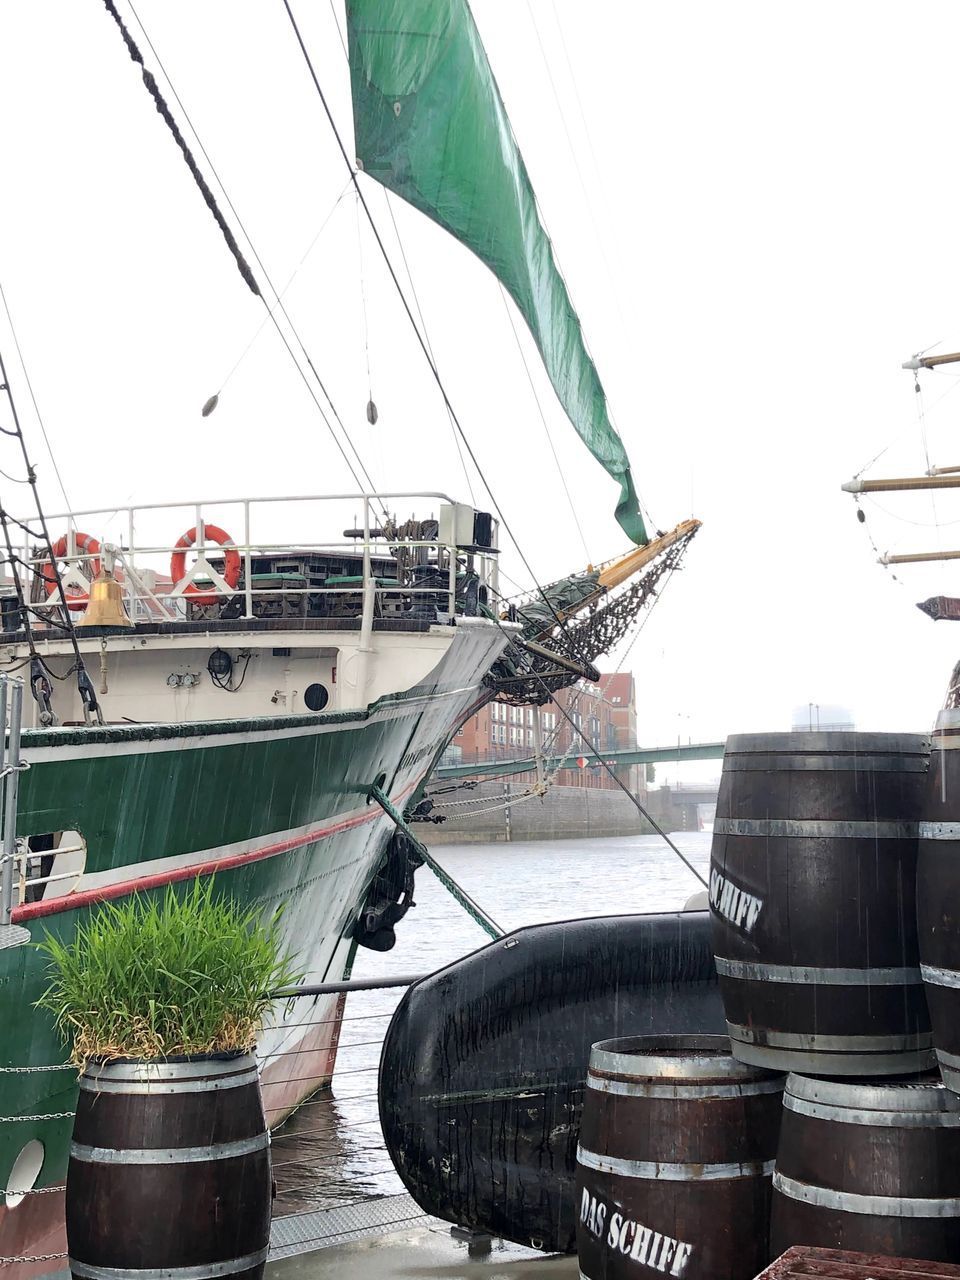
2,1,960,762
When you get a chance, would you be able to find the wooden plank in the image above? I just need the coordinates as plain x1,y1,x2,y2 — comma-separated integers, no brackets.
756,1247,960,1279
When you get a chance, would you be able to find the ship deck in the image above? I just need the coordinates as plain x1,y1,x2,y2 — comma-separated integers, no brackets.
266,1224,577,1280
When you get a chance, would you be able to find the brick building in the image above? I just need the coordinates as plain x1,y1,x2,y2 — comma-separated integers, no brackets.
453,672,641,793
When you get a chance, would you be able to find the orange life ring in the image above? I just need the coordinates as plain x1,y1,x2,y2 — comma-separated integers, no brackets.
170,525,241,606
42,533,102,611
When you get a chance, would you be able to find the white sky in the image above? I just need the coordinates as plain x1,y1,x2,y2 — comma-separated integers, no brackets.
2,1,960,755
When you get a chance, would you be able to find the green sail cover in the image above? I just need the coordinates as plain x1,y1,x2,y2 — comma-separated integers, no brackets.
345,0,648,546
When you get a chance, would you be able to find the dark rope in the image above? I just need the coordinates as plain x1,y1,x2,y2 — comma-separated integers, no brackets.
100,0,260,298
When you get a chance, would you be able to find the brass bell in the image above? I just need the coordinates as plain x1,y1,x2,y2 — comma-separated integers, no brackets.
77,569,134,629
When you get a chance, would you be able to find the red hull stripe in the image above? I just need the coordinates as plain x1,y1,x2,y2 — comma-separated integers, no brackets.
12,779,421,924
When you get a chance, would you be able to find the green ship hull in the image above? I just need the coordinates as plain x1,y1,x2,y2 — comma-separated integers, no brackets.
0,617,505,1274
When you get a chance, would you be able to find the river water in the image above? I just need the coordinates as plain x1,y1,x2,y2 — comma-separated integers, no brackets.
271,831,713,1216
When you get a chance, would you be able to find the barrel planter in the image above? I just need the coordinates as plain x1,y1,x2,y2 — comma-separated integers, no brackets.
576,1034,783,1280
918,708,960,1093
710,732,932,1076
770,1073,960,1261
66,1053,271,1280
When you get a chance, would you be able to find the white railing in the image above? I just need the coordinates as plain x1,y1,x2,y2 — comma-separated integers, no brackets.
0,675,25,927
15,493,500,636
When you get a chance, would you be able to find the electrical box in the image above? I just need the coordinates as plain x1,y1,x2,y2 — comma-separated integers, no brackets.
439,503,476,548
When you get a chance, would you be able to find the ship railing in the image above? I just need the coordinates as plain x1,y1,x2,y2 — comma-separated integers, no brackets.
11,841,86,905
0,976,438,1268
0,674,25,933
12,492,500,632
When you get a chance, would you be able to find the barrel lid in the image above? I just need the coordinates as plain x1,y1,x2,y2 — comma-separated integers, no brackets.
723,732,929,758
589,1034,782,1083
785,1072,958,1113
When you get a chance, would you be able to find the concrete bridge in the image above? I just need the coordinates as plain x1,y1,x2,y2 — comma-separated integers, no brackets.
644,783,720,833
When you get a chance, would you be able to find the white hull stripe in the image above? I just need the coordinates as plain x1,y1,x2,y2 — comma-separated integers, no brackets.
71,1133,269,1165
68,1249,269,1279
715,957,921,985
773,1170,960,1218
587,1075,784,1100
577,1146,774,1182
714,818,917,839
21,683,473,764
784,1093,960,1128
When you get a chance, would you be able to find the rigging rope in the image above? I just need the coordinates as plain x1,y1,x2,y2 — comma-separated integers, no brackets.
122,1,383,506
0,348,101,726
369,784,503,939
498,284,591,563
281,2,701,886
383,191,476,505
0,281,70,510
214,180,352,401
279,0,591,650
100,0,259,296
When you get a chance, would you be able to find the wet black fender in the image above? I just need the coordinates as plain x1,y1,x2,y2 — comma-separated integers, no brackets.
378,910,724,1252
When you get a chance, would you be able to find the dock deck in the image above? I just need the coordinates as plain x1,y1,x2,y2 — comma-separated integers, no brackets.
267,1224,577,1279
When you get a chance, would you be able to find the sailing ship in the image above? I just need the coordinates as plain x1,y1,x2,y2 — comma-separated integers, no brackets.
0,2,700,1271
842,348,960,623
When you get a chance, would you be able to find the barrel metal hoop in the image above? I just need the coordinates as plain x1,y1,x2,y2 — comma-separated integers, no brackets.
715,957,922,986
772,1170,960,1218
931,738,960,750
82,1056,256,1085
921,963,960,989
938,1049,960,1071
713,818,918,839
727,1023,932,1052
577,1145,775,1182
67,1248,270,1279
783,1093,960,1128
786,1072,957,1113
919,823,960,841
587,1044,765,1081
586,1074,785,1101
79,1068,261,1096
70,1132,269,1165
722,755,928,773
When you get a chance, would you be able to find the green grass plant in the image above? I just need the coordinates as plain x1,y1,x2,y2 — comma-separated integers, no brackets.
36,879,301,1064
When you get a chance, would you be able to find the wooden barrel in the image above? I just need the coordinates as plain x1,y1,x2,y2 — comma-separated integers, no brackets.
66,1053,271,1280
711,732,932,1076
575,1034,783,1280
770,1072,960,1261
918,708,960,1093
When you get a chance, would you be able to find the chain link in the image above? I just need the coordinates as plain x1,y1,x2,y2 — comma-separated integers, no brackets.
0,1111,74,1123
0,1252,67,1265
5,1184,65,1197
0,1063,73,1074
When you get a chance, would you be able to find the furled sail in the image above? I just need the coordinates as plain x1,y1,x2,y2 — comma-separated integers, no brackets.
345,0,648,546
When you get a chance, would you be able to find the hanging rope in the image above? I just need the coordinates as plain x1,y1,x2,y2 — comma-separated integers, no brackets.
100,0,259,296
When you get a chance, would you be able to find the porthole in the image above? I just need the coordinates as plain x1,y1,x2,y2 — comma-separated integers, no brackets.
304,683,329,712
6,1140,44,1209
